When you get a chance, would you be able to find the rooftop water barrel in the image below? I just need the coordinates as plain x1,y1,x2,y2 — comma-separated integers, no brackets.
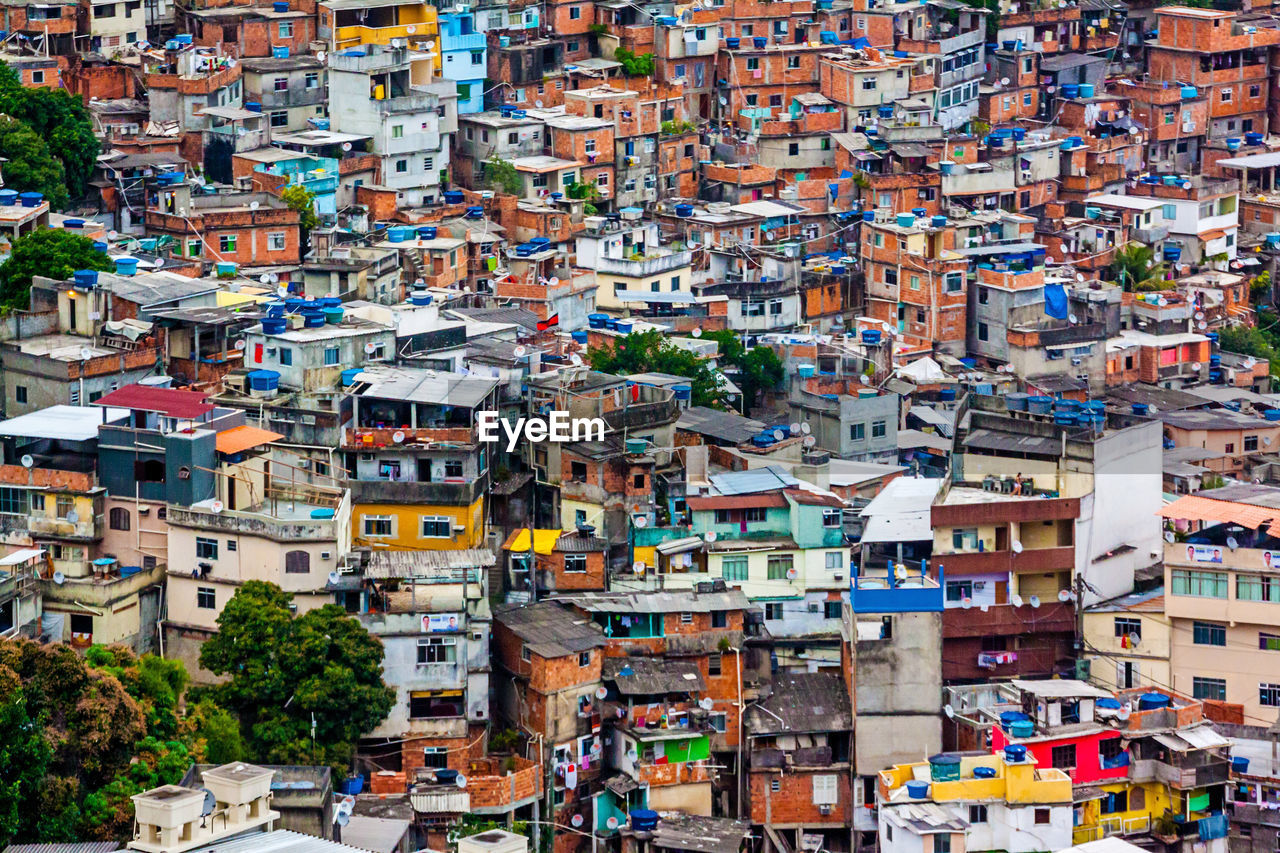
1266,233,1280,248
1004,744,1027,762
1132,403,1149,415
120,565,142,577
630,810,660,832
1264,410,1280,421
673,384,694,402
929,754,961,782
878,105,894,118
285,297,306,312
245,102,262,113
387,226,412,242
1027,396,1053,414
73,270,99,286
1207,332,1219,345
1083,400,1105,413
1138,692,1171,710
1053,412,1078,426
571,330,588,344
861,329,882,345
18,191,42,207
1079,83,1095,98
341,368,362,385
1011,127,1026,141
858,388,877,399
616,320,634,334
499,35,511,47
752,433,775,447
443,190,464,204
63,218,84,229
1163,246,1181,261
411,291,432,306
1227,137,1242,151
726,36,740,47
1000,711,1029,726
931,215,947,228
1009,719,1035,738
93,241,109,252
324,306,344,325
674,203,694,217
418,225,438,239
247,369,280,391
862,211,876,222
1181,85,1197,98
1085,206,1101,219
939,161,954,175
216,261,237,277
911,207,927,217
960,358,976,368
310,507,336,519
588,313,608,329
939,387,957,402
1247,132,1265,145
973,766,997,779
1233,757,1251,774
798,364,816,378
465,206,484,219
604,317,619,331
905,781,930,798
1210,354,1221,367
1061,83,1079,99
272,45,289,58
1163,175,1179,186
1097,698,1122,711
529,236,551,247
989,136,1004,147
625,438,647,454
115,257,139,276
261,317,288,334
896,212,916,228
753,36,767,47
1001,40,1017,50
0,189,18,205
273,0,288,8
1006,392,1029,411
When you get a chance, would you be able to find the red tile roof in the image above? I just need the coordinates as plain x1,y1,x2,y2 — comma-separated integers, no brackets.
93,384,215,420
686,492,787,511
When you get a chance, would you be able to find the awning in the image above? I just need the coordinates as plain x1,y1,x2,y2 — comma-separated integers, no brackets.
1154,733,1193,752
1198,229,1226,241
215,424,284,455
657,535,704,555
501,528,565,555
1073,786,1108,803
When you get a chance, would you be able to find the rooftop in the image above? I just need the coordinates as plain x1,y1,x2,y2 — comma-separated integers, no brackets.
602,657,706,695
93,385,215,420
746,671,851,734
351,365,498,409
0,405,129,442
494,600,607,659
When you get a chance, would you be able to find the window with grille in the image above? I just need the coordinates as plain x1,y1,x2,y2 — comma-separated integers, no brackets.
722,557,748,581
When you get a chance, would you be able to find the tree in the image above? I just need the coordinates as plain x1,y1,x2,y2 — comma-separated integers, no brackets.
0,62,100,203
80,737,193,842
0,117,68,210
281,184,318,257
737,345,785,412
1110,242,1173,292
0,228,112,310
589,330,726,408
85,645,189,741
0,665,53,848
613,48,655,76
483,158,524,196
1219,322,1280,376
188,699,245,765
200,582,394,773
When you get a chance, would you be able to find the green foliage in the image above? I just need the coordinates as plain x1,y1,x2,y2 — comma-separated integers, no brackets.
0,665,54,848
701,329,785,412
588,22,607,34
188,699,246,765
614,48,655,76
1251,269,1272,303
80,738,192,841
281,184,319,232
661,119,696,136
566,181,601,201
199,581,394,775
489,728,519,752
86,645,189,740
1219,320,1280,376
1201,473,1227,490
1110,242,1170,292
589,329,725,408
0,62,100,204
484,158,525,197
0,116,67,210
0,228,112,310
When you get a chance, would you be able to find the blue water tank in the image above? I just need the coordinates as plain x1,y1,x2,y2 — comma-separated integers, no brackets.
630,810,660,832
753,36,767,47
73,270,99,286
272,45,289,58
905,781,930,798
1131,403,1149,416
1004,744,1027,762
571,330,588,344
465,205,484,219
973,766,997,779
1061,83,1079,99
588,313,608,329
1138,692,1171,710
1233,757,1251,773
726,37,740,48
245,102,262,113
247,369,280,391
673,384,692,401
63,218,84,229
341,368,362,385
261,317,288,335
115,257,139,276
18,191,43,207
1264,410,1280,421
861,329,882,345
674,203,694,217
1181,85,1197,98
93,240,109,252
418,225,438,239
443,190,465,204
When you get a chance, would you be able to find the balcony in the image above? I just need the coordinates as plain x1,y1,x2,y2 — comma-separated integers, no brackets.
334,24,437,51
931,546,1074,575
443,31,486,51
347,473,488,506
28,512,102,541
850,570,943,613
166,485,345,543
1133,224,1170,244
942,601,1074,638
1129,757,1230,789
466,756,543,812
343,426,477,448
603,398,680,432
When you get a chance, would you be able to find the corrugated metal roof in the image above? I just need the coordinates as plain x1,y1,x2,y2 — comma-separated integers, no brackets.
4,844,122,853
559,589,751,613
494,600,607,658
686,493,787,511
364,548,495,578
602,657,705,695
708,465,799,495
185,830,373,853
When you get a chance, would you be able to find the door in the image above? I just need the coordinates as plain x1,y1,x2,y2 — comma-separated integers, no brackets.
417,458,433,482
995,525,1009,552
1117,661,1139,689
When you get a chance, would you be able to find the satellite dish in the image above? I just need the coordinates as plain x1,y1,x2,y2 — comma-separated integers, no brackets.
859,373,871,384
1011,594,1024,608
52,571,65,585
692,328,702,338
632,561,645,574
961,597,972,609
342,142,353,151
277,286,289,298
1128,632,1141,648
944,704,955,719
200,789,216,817
317,51,326,61
1058,589,1073,602
1075,273,1085,282
700,697,714,710
1163,532,1176,545
596,686,608,699
1118,704,1132,720
789,422,802,434
249,201,260,210
1000,76,1010,86
607,817,620,830
364,343,377,354
455,774,467,788
234,340,247,351
66,509,79,524
1227,536,1239,550
803,435,816,447
1029,595,1041,608
1068,314,1078,324
80,347,94,361
773,428,785,441
1191,363,1201,371
514,345,528,358
1198,321,1207,330
625,748,639,762
570,354,584,366
705,530,718,543
260,274,271,284
108,230,119,240
536,100,545,108
571,814,584,828
800,422,811,434
392,430,406,443
785,567,798,580
1195,311,1205,320
328,571,341,584
20,455,33,468
1011,540,1023,554
155,258,165,269
210,500,224,514
633,515,648,528
1265,436,1273,447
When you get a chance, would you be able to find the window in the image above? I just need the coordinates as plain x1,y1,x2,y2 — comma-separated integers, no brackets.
1251,84,1262,98
219,234,237,253
30,70,43,84
765,602,784,620
767,554,794,580
850,423,865,441
395,159,408,173
722,556,748,581
969,805,987,823
268,232,286,251
771,779,781,793
565,554,587,573
305,72,318,88
680,612,694,624
1035,809,1051,825
1051,744,1076,769
278,348,293,366
1115,617,1141,639
422,747,448,769
871,421,886,438
409,692,462,719
521,646,531,663
936,836,951,853
197,587,216,609
1099,737,1125,763
109,507,131,531
1260,632,1280,651
421,516,452,538
569,5,580,17
709,654,722,675
951,528,978,550
444,460,463,478
825,551,843,569
945,272,963,292
978,322,989,342
364,515,393,536
787,55,800,69
744,507,767,523
324,346,339,366
1171,569,1227,598
273,77,289,92
284,550,310,574
789,143,799,156
712,610,727,628
196,537,218,559
746,57,759,70
1221,88,1232,103
1262,683,1280,707
1102,789,1128,814
278,20,292,37
414,636,457,664
945,580,973,602
227,540,236,552
14,386,26,404
1193,621,1226,646
471,51,483,65
1192,677,1226,701
0,488,27,515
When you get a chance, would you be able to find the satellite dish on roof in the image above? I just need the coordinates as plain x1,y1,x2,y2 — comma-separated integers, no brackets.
108,230,119,240
52,571,65,585
570,353,584,366
536,100,545,108
260,274,271,284
1192,363,1202,371
328,571,341,584
200,789,216,817
277,286,289,298
1118,704,1132,720
692,328,702,338
1029,595,1041,608
80,347,94,361
1058,588,1073,602
456,774,467,788
633,515,648,528
406,24,416,33
1195,311,1204,320
317,50,326,61
155,258,165,269
773,428,785,441
803,435,816,447
1000,77,1010,86
392,430,405,443
514,345,528,358
961,596,972,609
801,422,811,434
705,530,718,543
632,561,645,574
1265,436,1273,447
210,500,224,514
1011,593,1024,608
607,817,621,830
1068,314,1078,324
364,343,377,354
1198,321,1208,330
235,340,246,351
249,201,260,210
342,142,353,151
860,373,872,384
596,686,609,700
1075,273,1085,282
20,455,33,469
700,697,714,710
790,422,802,434
944,704,955,718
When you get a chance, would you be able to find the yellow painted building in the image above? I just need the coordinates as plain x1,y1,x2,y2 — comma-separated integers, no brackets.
353,496,485,550
1082,588,1170,692
322,0,440,68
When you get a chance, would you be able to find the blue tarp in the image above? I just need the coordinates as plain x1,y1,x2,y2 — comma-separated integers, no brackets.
1044,283,1069,319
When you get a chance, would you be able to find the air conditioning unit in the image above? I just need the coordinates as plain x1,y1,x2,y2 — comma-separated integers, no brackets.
819,805,833,815
321,550,332,560
453,523,466,532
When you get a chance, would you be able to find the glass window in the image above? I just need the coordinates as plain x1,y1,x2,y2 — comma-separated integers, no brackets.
284,550,310,574
1192,677,1226,701
324,347,339,366
767,554,794,580
1261,683,1280,707
197,587,216,609
1193,621,1226,646
364,515,393,536
565,554,587,573
196,537,218,559
417,636,457,663
1171,569,1227,598
421,516,452,537
722,556,748,581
